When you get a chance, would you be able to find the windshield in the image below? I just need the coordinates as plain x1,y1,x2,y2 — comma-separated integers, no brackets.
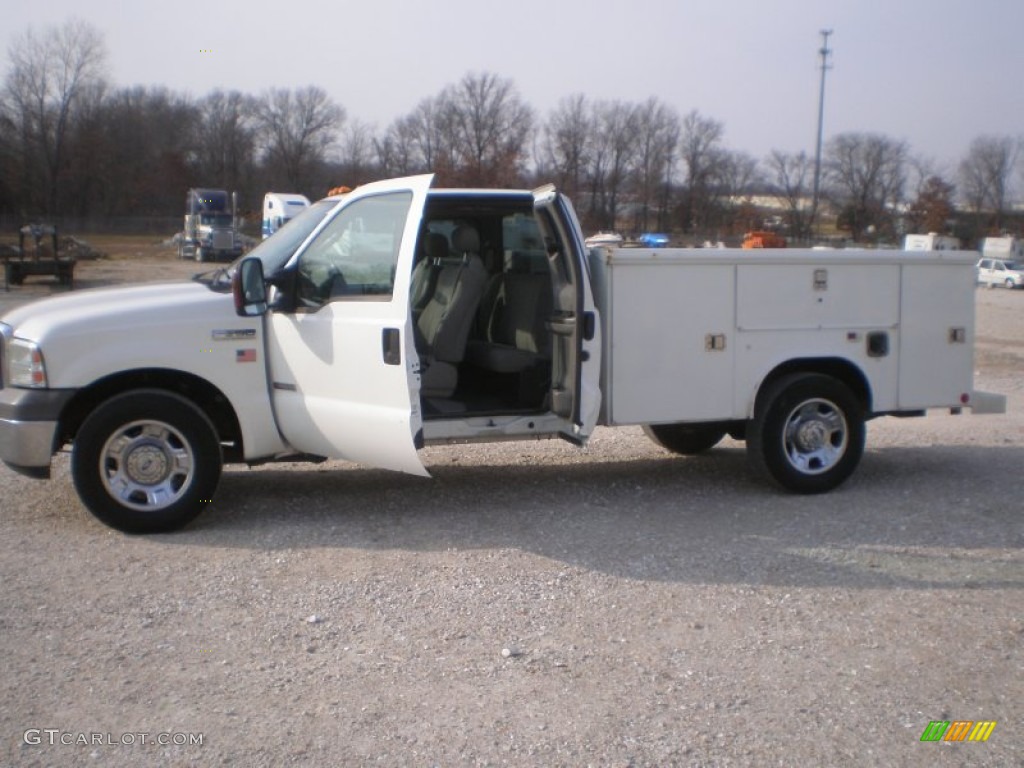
194,198,340,290
243,199,339,273
199,213,233,227
1002,261,1020,270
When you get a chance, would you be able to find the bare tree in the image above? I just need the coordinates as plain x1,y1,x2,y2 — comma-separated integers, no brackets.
713,149,761,234
585,100,637,230
958,135,1018,231
679,110,725,233
543,93,592,203
374,115,421,178
98,86,198,216
336,118,376,185
378,95,457,181
408,94,457,179
717,150,759,201
825,132,908,242
4,18,107,215
632,97,679,232
443,72,534,187
255,86,344,190
51,78,108,218
194,90,257,194
766,150,814,241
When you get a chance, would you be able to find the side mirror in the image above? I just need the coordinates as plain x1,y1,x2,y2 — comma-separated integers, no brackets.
233,257,267,317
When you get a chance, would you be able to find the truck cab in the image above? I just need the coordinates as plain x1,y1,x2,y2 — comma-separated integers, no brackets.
180,188,244,262
238,175,602,477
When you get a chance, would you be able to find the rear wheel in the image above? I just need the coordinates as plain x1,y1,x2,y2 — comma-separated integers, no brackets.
72,390,222,533
643,422,727,455
747,373,865,494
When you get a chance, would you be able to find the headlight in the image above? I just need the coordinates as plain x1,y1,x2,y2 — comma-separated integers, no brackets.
8,338,48,388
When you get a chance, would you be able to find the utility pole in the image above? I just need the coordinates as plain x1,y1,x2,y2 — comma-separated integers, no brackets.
810,29,833,240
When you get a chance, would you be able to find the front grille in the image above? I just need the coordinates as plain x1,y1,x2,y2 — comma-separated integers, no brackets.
212,231,233,250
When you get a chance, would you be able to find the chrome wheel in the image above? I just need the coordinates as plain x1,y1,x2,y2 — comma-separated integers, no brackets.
99,419,194,512
782,398,849,475
747,373,865,494
73,390,222,532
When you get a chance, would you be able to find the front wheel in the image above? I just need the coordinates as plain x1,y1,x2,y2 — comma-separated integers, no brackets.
72,390,222,533
747,373,865,494
1007,278,1017,289
195,247,206,263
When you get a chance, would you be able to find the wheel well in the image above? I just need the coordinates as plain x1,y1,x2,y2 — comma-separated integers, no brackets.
755,358,872,416
58,369,244,462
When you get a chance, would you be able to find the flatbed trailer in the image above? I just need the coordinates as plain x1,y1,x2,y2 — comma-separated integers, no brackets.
3,225,75,291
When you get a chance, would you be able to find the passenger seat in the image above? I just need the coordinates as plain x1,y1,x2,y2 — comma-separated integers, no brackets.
415,225,488,399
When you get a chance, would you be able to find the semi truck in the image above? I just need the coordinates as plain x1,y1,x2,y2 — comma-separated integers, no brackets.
0,174,1006,533
178,188,244,262
262,192,311,239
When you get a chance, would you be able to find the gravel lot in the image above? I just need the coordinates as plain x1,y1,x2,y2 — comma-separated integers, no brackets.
1,251,1022,767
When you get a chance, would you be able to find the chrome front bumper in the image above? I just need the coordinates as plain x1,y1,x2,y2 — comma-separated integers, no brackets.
0,388,75,477
0,417,58,474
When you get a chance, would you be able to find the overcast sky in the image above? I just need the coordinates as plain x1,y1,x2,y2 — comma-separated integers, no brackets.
5,0,1021,172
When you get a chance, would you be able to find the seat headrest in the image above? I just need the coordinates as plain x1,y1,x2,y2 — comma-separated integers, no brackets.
425,232,449,261
452,225,480,255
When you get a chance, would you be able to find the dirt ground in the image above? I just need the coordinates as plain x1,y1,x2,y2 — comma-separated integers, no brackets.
1,246,1021,767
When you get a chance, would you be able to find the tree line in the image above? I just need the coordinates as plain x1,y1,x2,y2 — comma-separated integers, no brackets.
1,19,1021,244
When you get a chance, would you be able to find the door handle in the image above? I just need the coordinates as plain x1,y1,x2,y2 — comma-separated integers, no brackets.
382,328,401,365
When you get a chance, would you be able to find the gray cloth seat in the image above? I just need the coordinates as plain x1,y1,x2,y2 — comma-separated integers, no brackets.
467,251,553,374
411,232,449,317
415,225,488,398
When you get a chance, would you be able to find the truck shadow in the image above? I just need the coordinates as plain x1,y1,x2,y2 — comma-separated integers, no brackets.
169,443,1024,590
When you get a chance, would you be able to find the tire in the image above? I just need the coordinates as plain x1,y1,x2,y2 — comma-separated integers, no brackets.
195,247,206,263
1007,279,1016,289
643,422,727,455
747,373,865,494
71,390,222,533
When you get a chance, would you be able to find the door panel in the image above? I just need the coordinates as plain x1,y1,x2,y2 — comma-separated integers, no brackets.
532,185,602,440
266,175,433,475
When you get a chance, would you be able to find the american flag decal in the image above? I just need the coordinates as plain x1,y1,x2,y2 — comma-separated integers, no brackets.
236,348,257,363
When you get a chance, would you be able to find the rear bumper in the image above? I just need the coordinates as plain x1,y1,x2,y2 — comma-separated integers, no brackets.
0,388,75,476
969,390,1007,415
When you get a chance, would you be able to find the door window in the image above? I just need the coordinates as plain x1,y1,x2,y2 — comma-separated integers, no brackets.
296,191,413,306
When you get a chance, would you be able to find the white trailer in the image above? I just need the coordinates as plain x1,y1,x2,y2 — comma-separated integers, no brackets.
903,233,960,251
0,175,1005,533
981,235,1024,260
262,193,311,239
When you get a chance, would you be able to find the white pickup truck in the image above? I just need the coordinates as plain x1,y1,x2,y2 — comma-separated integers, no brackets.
0,174,1006,532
